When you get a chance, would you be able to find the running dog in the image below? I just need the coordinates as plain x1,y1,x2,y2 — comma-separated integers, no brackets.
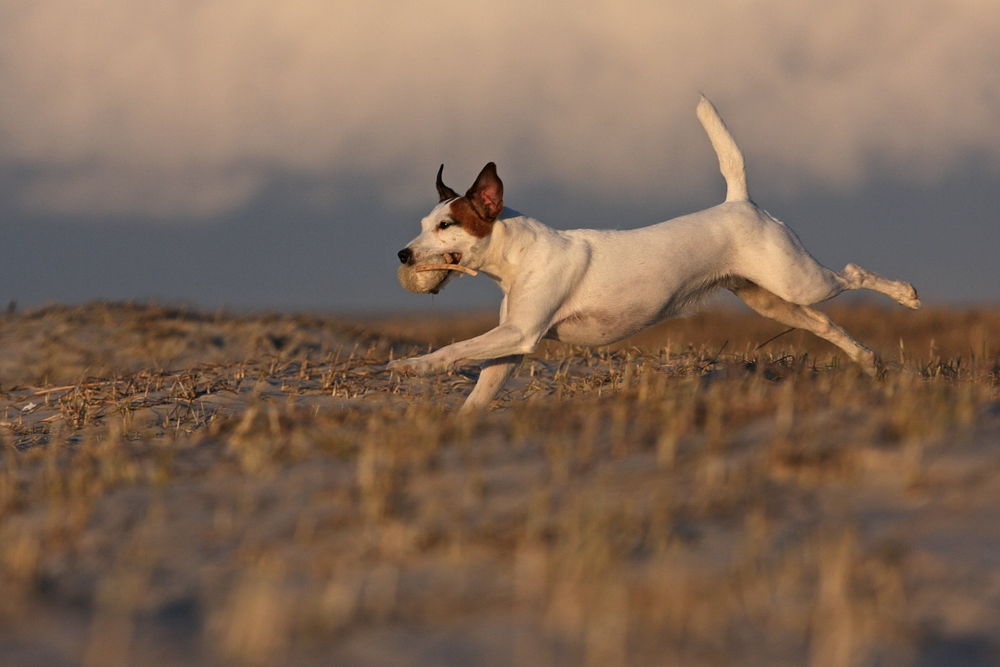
390,96,920,411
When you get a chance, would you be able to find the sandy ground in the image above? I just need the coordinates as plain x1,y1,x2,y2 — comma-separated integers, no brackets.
0,301,998,666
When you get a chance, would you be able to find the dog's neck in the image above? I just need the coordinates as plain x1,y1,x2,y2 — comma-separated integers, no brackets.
470,210,551,293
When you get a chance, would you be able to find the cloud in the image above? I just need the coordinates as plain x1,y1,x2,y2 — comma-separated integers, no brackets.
1,0,998,218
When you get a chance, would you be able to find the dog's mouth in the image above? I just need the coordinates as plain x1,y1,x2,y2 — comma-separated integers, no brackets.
415,252,477,277
398,252,476,295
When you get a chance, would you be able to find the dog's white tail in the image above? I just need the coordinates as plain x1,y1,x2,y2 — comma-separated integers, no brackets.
696,95,749,203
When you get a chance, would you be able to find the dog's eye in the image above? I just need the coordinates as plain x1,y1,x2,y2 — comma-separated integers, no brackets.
437,220,456,230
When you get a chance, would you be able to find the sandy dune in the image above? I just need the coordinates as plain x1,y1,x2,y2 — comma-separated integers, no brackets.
0,302,998,666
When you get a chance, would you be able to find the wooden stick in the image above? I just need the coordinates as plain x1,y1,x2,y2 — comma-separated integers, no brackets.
415,264,478,277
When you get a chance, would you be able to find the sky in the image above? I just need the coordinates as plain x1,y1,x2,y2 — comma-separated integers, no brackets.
1,0,999,313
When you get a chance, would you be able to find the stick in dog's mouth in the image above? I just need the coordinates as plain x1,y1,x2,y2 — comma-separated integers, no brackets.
414,252,478,277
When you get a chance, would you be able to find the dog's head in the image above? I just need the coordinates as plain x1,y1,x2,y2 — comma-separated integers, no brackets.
396,163,503,294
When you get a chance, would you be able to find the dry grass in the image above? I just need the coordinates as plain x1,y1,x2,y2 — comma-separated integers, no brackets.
0,301,999,666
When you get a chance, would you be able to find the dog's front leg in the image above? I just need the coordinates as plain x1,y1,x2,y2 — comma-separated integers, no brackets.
387,322,540,376
459,355,523,412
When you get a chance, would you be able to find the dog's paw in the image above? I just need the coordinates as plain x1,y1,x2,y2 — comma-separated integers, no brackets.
387,358,419,375
900,284,921,310
387,356,444,377
855,347,881,378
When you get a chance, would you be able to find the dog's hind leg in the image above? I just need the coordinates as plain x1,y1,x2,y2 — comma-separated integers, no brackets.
731,282,879,374
838,264,921,309
732,214,920,310
460,355,522,412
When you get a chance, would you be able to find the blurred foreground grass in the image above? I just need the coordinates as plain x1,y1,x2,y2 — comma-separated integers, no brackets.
0,301,999,666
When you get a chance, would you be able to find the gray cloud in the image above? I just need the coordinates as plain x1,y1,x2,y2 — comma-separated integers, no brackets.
2,0,999,218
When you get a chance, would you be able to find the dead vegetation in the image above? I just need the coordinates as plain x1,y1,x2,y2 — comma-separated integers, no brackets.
0,301,999,666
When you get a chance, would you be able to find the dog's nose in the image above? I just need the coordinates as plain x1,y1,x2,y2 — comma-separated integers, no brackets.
397,248,414,265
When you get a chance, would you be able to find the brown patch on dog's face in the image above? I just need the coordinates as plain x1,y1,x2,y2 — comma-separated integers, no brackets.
447,197,494,238
442,162,504,239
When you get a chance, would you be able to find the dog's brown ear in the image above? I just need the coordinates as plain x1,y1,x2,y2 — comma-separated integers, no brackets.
466,162,504,221
436,164,459,202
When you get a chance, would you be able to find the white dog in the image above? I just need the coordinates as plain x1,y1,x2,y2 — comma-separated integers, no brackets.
389,96,919,411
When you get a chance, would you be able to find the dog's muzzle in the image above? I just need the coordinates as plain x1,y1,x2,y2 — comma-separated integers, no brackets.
397,250,450,294
396,250,471,294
